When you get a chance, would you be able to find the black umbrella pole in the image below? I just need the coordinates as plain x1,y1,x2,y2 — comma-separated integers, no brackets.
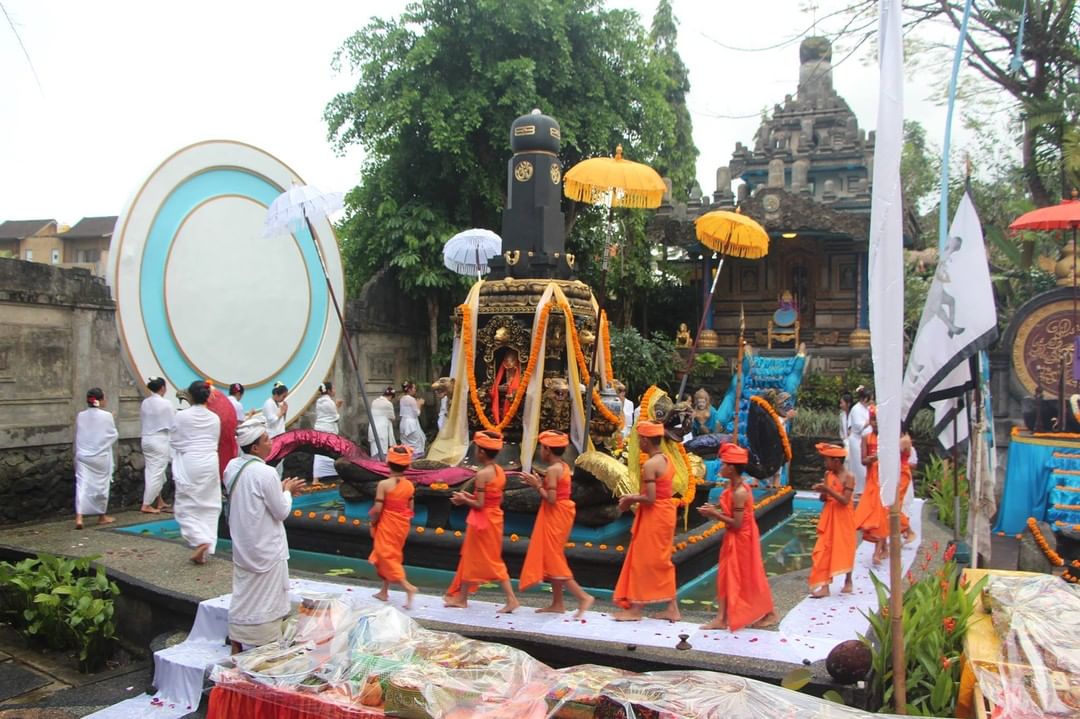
305,217,383,458
677,256,726,399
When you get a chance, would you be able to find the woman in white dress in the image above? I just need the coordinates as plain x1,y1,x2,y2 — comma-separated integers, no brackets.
171,380,221,565
398,381,426,459
140,377,175,514
312,381,343,481
261,382,288,439
838,392,852,443
228,383,246,423
74,387,119,529
847,386,872,496
368,387,397,461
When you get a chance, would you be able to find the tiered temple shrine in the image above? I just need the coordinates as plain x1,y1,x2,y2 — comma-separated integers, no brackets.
653,37,882,372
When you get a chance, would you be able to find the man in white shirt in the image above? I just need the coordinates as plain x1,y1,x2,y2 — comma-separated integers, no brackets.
224,416,305,652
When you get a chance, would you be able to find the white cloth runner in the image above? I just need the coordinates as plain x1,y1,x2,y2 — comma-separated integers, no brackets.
778,499,924,656
83,694,194,719
138,503,925,708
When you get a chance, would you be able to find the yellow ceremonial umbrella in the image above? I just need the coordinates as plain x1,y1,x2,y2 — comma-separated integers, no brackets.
563,145,666,433
677,210,770,400
563,144,667,209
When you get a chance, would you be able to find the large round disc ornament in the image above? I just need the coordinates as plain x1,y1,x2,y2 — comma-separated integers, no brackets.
108,140,342,423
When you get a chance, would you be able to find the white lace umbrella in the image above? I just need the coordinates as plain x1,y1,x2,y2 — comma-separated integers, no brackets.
263,183,384,456
443,228,502,278
263,184,344,237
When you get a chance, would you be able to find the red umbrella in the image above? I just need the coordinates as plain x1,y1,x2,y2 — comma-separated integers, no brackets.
1010,192,1080,385
1009,194,1080,232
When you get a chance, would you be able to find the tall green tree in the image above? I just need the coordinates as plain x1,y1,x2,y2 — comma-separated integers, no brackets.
648,0,698,198
828,0,1079,206
326,0,698,368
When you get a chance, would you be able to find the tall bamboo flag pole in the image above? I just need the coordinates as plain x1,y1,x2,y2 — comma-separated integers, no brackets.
869,0,908,711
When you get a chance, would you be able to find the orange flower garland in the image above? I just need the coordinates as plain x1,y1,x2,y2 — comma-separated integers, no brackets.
600,310,615,385
750,395,792,461
557,297,623,429
1027,517,1065,567
461,300,552,432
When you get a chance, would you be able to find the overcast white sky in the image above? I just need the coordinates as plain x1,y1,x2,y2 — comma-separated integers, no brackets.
1,0,982,225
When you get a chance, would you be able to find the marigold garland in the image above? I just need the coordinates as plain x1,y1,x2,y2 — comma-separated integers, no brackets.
1027,517,1065,567
750,395,792,461
600,310,615,385
557,297,623,429
461,300,552,432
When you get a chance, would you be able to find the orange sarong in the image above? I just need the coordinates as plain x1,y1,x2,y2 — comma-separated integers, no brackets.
898,459,913,533
613,457,677,608
446,465,510,596
519,461,576,591
715,486,774,631
853,433,888,543
809,470,857,588
368,479,414,582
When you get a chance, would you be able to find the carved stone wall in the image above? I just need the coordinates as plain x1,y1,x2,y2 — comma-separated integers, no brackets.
0,258,144,522
0,259,433,521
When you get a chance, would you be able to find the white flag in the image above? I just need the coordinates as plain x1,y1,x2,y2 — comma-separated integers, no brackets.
902,192,998,424
869,0,905,507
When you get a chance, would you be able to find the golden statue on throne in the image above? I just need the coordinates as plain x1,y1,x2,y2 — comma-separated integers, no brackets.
490,348,522,424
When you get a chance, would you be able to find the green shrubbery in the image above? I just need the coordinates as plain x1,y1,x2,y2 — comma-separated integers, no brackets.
796,367,875,412
863,549,985,716
919,454,969,535
0,553,119,672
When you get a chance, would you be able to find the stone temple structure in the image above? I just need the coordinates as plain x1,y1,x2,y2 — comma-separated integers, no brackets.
654,37,887,370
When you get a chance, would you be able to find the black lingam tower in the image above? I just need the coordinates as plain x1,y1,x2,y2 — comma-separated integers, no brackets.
488,109,574,280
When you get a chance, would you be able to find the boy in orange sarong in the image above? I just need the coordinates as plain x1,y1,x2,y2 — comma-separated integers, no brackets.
443,430,520,614
368,444,418,608
809,442,857,598
698,443,777,631
520,430,595,619
898,434,916,544
853,407,889,565
612,420,680,623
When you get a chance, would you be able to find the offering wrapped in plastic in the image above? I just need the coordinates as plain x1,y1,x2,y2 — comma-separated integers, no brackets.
973,574,1080,717
589,670,912,719
545,664,636,719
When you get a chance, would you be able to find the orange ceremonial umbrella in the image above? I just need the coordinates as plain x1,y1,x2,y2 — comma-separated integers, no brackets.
563,145,665,433
563,145,667,209
677,209,770,398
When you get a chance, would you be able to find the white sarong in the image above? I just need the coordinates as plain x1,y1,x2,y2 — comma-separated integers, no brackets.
399,395,426,459
847,402,870,495
141,433,170,506
368,396,396,461
312,395,340,479
171,406,221,553
74,408,118,516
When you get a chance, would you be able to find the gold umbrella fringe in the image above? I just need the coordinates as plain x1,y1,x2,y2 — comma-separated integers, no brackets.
562,180,666,209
